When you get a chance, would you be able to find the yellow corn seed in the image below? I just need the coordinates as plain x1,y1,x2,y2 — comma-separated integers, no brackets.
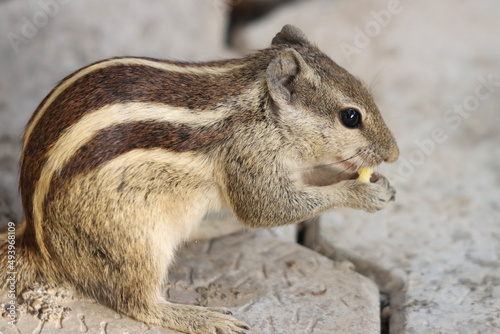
357,167,373,183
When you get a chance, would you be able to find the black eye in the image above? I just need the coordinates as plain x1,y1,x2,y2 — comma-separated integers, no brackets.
339,108,362,128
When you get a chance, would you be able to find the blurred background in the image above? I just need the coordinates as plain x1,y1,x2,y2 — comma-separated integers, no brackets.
0,0,499,332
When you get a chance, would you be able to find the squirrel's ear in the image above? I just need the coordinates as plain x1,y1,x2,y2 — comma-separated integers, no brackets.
272,25,310,47
266,49,317,104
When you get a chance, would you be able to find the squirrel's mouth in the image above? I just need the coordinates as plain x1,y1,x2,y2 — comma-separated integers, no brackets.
339,160,358,172
302,164,357,187
302,160,377,186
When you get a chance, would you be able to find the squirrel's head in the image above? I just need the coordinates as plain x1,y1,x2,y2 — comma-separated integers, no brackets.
266,25,399,170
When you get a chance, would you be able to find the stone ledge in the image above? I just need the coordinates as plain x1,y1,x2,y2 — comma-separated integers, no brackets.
0,230,380,333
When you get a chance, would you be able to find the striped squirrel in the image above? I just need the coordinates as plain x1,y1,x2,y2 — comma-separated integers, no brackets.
0,25,398,333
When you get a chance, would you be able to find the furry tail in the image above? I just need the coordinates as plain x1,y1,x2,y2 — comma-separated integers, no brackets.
0,220,41,295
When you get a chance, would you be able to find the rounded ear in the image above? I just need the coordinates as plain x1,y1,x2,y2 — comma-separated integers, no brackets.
266,49,318,104
272,24,311,47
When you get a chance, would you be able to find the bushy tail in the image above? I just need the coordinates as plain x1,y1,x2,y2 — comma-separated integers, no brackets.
0,220,41,295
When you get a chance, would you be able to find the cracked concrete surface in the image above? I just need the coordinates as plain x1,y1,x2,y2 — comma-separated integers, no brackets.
0,231,380,333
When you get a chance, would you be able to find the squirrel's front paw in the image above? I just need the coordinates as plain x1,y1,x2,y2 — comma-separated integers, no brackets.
346,174,396,213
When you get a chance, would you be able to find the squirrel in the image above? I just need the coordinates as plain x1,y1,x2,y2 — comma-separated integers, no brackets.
0,25,398,333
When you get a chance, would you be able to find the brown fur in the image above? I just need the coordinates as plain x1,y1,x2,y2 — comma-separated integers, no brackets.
1,25,398,334
20,59,258,236
54,118,234,180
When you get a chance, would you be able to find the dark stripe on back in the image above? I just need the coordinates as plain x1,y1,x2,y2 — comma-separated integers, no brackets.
44,118,234,214
20,59,256,225
61,119,232,178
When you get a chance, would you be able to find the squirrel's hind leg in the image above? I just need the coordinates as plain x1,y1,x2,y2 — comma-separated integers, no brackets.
98,228,249,334
45,167,248,333
47,208,249,334
123,298,249,334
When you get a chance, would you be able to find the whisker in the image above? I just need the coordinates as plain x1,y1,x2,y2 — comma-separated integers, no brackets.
297,151,363,172
368,62,390,94
359,154,369,170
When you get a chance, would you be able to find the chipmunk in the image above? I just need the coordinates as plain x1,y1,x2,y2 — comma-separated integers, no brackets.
0,25,398,333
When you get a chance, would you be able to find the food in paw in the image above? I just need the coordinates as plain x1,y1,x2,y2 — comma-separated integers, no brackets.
357,167,373,183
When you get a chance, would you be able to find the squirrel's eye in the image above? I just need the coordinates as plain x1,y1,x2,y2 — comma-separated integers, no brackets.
339,108,361,128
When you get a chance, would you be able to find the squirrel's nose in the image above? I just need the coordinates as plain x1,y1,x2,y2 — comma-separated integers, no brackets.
384,139,399,164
